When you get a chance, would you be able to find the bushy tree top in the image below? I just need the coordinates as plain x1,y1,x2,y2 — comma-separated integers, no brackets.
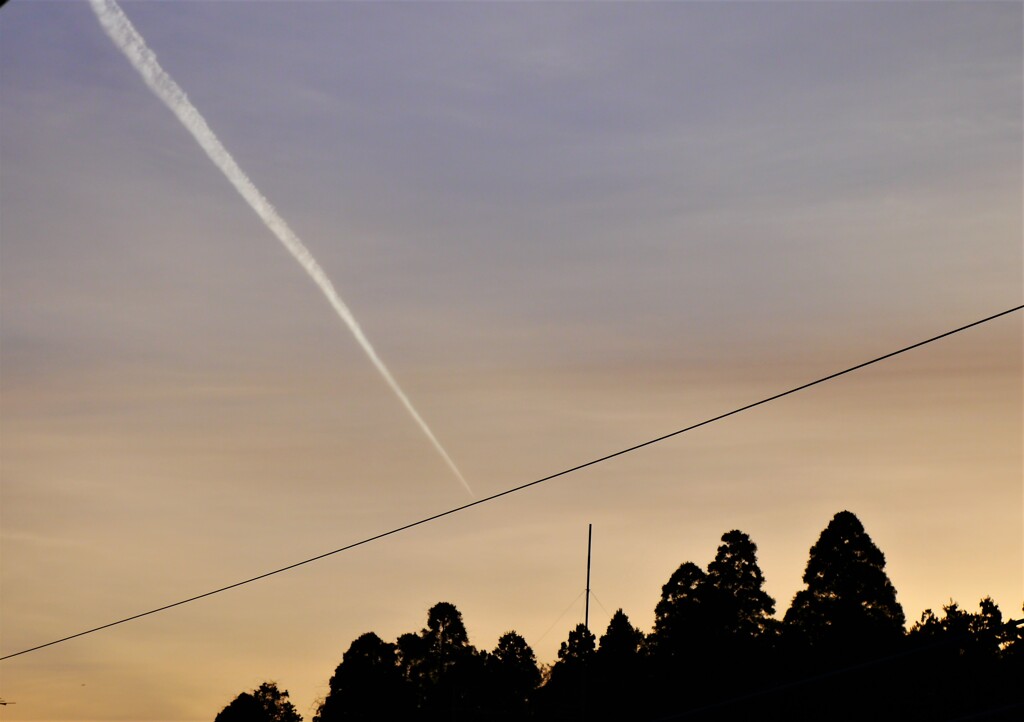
215,682,301,722
706,529,776,638
785,510,905,645
557,623,596,665
598,609,644,661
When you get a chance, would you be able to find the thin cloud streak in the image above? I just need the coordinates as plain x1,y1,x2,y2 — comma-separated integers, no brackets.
87,0,471,496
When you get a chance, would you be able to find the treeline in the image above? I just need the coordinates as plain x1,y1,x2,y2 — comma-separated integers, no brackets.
214,511,1023,721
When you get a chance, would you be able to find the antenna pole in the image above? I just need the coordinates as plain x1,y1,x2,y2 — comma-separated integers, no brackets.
585,523,592,631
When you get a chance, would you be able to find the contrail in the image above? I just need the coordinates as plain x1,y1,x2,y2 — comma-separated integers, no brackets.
89,0,471,495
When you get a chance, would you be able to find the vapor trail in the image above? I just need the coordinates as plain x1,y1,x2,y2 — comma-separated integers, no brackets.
89,0,471,495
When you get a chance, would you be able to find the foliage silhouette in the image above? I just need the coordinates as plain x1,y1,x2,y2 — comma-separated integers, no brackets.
535,622,596,720
404,601,487,720
705,529,776,641
650,561,708,663
215,682,302,722
216,511,1022,721
784,510,904,653
314,632,412,721
484,631,541,717
902,598,1024,720
645,531,777,716
594,609,646,716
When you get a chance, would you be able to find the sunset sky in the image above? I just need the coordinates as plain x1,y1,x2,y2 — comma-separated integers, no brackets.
1,1,1021,720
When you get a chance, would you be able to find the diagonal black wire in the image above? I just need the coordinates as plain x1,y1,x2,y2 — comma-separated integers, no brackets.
2,304,1020,661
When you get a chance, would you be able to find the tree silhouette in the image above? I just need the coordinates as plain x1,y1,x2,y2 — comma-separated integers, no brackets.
214,682,302,722
594,609,646,716
777,512,906,720
484,631,541,718
1002,603,1024,660
910,598,1007,660
902,597,1024,719
784,510,904,652
399,602,484,720
597,609,644,662
646,532,777,716
215,692,263,722
212,512,1021,721
315,632,412,721
537,623,596,720
650,561,708,661
557,622,596,666
396,630,428,690
423,601,470,664
705,529,776,640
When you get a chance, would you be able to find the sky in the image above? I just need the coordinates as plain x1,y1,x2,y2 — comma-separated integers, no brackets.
0,1,1021,719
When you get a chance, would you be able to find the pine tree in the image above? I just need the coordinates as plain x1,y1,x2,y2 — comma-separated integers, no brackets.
705,529,776,640
784,510,904,650
650,561,708,660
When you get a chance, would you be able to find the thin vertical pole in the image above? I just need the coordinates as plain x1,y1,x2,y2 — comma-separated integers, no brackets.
585,523,592,632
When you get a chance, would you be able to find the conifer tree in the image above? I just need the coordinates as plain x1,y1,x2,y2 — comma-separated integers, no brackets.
706,529,776,640
784,510,904,650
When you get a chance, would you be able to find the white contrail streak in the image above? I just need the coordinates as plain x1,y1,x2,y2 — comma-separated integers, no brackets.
89,0,471,496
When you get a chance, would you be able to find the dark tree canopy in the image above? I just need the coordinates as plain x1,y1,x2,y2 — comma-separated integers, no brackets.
214,692,262,722
536,623,598,720
489,630,540,690
215,682,302,722
705,529,776,640
597,609,644,663
910,597,1008,661
484,631,541,715
396,630,428,685
557,622,596,666
315,632,411,722
423,601,470,657
903,597,1023,720
784,510,905,649
219,512,1019,721
593,609,647,716
650,561,707,658
400,602,486,719
418,601,476,690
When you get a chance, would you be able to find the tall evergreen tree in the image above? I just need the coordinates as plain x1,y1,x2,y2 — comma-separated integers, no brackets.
403,601,484,720
315,633,411,721
594,610,646,716
537,623,597,720
705,529,776,640
485,631,541,717
650,561,708,660
597,609,644,663
422,601,471,676
784,510,904,650
556,622,596,666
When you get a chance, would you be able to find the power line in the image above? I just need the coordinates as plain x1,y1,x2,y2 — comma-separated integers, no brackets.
1,304,1020,662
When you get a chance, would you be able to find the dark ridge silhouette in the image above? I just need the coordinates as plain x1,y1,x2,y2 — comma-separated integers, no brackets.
218,511,1023,721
